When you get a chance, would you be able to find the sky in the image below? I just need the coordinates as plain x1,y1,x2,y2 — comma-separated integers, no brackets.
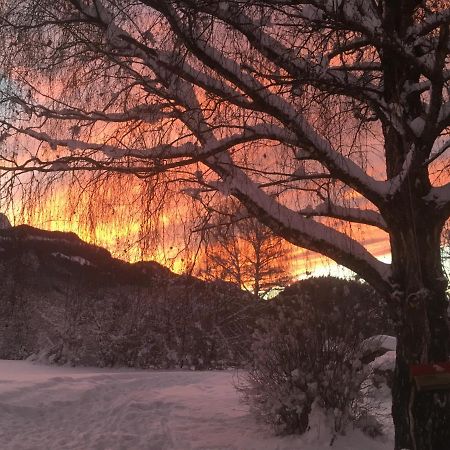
6,181,393,282
1,1,448,286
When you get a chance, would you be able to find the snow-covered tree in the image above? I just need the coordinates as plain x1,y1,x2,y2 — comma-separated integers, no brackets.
0,1,449,448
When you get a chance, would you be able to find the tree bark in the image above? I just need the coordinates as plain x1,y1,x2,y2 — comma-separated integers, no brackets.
378,3,450,446
389,215,450,450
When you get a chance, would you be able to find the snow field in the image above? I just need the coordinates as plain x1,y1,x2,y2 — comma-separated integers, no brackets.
0,360,393,450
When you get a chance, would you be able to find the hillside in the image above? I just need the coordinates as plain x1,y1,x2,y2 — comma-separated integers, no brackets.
0,225,256,369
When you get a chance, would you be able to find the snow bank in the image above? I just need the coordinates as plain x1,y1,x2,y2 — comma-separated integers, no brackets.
51,252,93,266
0,360,393,450
371,351,396,373
361,335,397,354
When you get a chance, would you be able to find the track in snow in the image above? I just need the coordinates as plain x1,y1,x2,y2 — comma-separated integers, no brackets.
0,360,392,450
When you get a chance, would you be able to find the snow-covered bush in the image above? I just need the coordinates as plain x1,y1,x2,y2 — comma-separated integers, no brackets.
243,277,390,436
32,278,257,370
0,264,34,359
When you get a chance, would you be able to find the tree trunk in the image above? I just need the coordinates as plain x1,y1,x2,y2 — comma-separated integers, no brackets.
389,216,450,450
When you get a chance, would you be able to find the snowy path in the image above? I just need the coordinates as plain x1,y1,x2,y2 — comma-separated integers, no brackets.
0,360,392,450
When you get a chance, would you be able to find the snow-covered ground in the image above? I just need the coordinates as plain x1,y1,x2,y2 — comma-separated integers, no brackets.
0,360,393,450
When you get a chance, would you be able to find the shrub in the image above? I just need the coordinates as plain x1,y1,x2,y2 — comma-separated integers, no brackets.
243,277,389,436
37,279,257,369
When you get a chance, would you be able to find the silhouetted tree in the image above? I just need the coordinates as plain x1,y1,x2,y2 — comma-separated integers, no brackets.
200,199,292,297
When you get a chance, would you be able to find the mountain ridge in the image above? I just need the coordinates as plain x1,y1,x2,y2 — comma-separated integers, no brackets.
0,224,255,369
0,224,178,284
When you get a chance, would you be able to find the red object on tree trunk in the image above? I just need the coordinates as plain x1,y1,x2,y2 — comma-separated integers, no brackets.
410,363,450,392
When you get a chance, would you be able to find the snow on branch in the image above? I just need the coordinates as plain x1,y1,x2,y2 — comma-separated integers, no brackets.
383,147,415,197
61,1,391,207
74,5,389,292
120,28,392,292
72,1,257,115
7,122,298,162
310,1,382,36
4,121,198,160
326,37,369,60
142,3,391,206
427,183,450,219
407,9,450,38
437,100,450,133
225,164,391,292
0,154,190,177
28,102,171,124
203,3,384,109
404,71,450,96
299,201,388,231
214,1,433,81
303,2,436,80
423,139,450,167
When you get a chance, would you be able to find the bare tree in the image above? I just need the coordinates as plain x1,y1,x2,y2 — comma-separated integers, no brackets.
199,199,292,297
0,1,449,448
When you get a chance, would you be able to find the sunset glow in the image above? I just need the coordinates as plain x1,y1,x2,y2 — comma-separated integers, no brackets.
6,175,393,284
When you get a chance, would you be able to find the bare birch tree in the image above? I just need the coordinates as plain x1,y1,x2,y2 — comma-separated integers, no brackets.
0,1,450,448
199,199,292,297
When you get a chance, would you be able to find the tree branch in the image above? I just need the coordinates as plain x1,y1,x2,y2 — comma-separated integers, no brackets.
299,201,388,231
